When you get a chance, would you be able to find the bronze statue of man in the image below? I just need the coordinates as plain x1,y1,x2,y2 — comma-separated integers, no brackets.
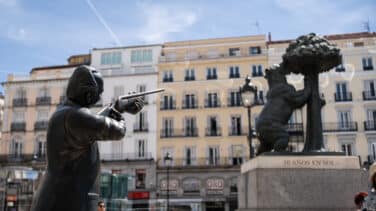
31,65,144,211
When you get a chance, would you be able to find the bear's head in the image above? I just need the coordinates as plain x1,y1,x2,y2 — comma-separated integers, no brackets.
265,64,288,87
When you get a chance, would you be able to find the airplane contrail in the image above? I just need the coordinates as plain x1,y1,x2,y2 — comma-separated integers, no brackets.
86,0,122,46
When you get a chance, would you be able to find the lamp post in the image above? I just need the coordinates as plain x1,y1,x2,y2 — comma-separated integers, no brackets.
240,76,258,158
164,152,173,211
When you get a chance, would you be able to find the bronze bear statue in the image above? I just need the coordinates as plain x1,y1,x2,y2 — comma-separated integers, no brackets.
255,64,311,154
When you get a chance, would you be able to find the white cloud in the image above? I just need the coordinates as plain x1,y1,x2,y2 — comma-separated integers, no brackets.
0,0,18,8
137,3,198,43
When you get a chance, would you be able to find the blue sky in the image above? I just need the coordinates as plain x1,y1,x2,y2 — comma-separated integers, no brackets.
0,0,375,88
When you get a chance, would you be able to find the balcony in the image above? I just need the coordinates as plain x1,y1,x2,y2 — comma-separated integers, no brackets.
228,127,247,136
11,122,26,132
160,128,198,138
207,75,218,80
204,99,221,108
158,157,249,168
363,66,374,71
252,72,263,77
334,92,352,102
162,77,173,83
182,100,198,109
0,154,46,164
364,121,376,131
13,98,27,107
184,76,195,81
229,73,240,78
286,123,304,135
323,122,358,132
363,91,376,101
36,96,51,105
101,152,153,161
227,98,242,107
133,123,148,133
160,100,176,110
34,121,49,131
205,127,222,137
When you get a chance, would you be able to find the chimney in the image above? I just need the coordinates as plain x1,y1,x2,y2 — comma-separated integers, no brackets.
268,32,272,42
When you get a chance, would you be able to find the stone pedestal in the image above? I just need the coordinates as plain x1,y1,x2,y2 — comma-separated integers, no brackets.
238,155,367,211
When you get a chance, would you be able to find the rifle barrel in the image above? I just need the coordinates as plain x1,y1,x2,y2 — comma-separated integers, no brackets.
119,88,165,100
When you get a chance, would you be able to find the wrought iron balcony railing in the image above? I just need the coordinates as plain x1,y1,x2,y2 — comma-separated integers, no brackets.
363,91,376,101
204,99,221,108
182,99,198,109
34,121,49,131
133,123,149,132
205,127,222,137
323,122,358,132
158,157,249,168
364,121,376,131
160,128,199,138
206,75,218,80
334,92,352,102
11,122,26,132
101,152,153,161
160,100,176,110
13,98,27,107
36,96,51,105
0,153,46,164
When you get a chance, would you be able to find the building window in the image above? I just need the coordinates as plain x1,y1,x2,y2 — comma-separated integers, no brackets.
136,84,147,102
184,117,197,137
184,147,196,166
205,92,219,108
252,65,263,77
137,140,146,158
335,82,352,101
162,71,173,82
341,143,354,156
15,87,26,99
363,80,376,100
363,57,374,71
183,94,197,109
228,90,241,106
229,66,240,78
10,136,23,158
369,142,376,162
231,145,243,165
258,90,265,104
161,95,175,110
13,111,25,122
100,52,122,65
34,135,46,159
135,169,146,189
249,46,261,55
184,69,195,81
131,49,152,63
338,110,352,129
365,109,376,131
229,48,240,56
206,116,220,136
134,111,147,132
206,67,217,80
161,118,174,138
230,116,242,136
208,146,220,165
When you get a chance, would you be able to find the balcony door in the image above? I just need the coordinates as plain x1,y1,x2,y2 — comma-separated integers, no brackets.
184,117,196,136
365,80,376,96
338,111,352,129
208,146,220,165
336,82,348,99
163,118,173,137
231,116,241,135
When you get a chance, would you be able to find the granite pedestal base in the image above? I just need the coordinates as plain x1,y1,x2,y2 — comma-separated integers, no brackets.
238,155,367,211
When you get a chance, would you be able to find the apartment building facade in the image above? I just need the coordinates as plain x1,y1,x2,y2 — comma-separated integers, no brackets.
268,32,376,164
90,44,162,210
0,59,87,211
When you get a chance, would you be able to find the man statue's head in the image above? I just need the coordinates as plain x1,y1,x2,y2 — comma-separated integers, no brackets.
66,65,104,107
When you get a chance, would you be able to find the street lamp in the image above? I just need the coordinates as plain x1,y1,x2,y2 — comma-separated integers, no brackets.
240,75,258,158
164,152,173,211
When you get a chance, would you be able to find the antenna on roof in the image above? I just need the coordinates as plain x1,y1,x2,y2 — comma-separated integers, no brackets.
363,18,371,33
252,20,261,34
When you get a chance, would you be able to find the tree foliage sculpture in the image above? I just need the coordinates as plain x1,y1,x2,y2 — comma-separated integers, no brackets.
282,33,341,151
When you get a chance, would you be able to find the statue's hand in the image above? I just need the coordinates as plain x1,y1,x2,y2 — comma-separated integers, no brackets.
114,97,144,115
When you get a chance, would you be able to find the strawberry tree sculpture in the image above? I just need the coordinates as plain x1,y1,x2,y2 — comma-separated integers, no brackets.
282,33,341,152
